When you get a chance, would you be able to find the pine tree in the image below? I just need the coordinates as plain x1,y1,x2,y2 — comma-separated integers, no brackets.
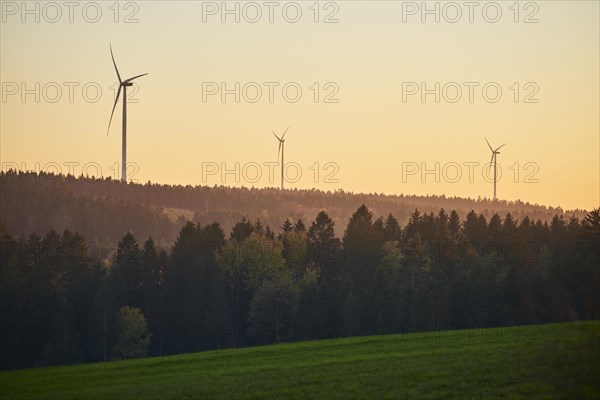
294,219,306,232
111,232,143,310
435,208,450,244
383,213,402,242
281,219,293,233
579,208,600,252
448,210,461,241
404,209,421,240
307,211,341,279
230,217,254,243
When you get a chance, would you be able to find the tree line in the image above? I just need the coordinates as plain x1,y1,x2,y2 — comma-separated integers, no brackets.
1,205,598,370
1,170,586,247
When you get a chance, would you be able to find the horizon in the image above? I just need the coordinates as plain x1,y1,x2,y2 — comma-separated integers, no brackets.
0,168,588,214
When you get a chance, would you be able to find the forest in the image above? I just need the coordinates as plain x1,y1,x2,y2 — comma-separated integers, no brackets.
1,198,598,370
0,170,587,249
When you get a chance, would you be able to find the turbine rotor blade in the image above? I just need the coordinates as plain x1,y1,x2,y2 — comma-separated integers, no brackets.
495,143,507,151
485,137,493,152
107,85,122,137
123,73,149,84
273,132,281,141
109,43,122,84
277,141,282,161
490,153,494,165
281,125,291,140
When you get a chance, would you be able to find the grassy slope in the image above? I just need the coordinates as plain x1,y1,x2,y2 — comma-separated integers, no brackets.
1,321,598,400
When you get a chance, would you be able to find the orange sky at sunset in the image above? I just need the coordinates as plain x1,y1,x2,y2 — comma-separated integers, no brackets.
1,1,598,211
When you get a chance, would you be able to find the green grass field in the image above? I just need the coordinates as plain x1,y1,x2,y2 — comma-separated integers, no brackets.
1,321,598,399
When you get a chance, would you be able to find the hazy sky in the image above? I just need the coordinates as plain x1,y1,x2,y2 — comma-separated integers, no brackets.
1,1,598,211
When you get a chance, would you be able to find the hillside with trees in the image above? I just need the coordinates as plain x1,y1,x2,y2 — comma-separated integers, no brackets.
1,198,598,369
0,170,587,250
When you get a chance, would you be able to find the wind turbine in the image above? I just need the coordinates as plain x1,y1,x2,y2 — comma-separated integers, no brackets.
273,125,291,190
485,138,506,201
107,43,148,182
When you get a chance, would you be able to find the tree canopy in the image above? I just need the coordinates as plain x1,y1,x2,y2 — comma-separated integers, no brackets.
1,204,598,370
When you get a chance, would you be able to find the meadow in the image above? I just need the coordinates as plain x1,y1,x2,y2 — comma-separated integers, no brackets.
1,321,598,399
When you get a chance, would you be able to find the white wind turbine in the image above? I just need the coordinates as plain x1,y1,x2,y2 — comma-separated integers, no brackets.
273,126,291,190
486,138,506,201
107,43,148,182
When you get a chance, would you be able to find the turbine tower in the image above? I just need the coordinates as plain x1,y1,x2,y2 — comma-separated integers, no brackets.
273,125,291,190
107,43,148,182
486,138,506,201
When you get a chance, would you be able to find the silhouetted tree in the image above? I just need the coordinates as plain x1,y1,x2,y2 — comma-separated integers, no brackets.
230,217,254,243
383,213,402,242
281,219,293,233
294,219,306,232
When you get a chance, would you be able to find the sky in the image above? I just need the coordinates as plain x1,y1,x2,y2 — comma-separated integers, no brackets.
1,1,598,211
